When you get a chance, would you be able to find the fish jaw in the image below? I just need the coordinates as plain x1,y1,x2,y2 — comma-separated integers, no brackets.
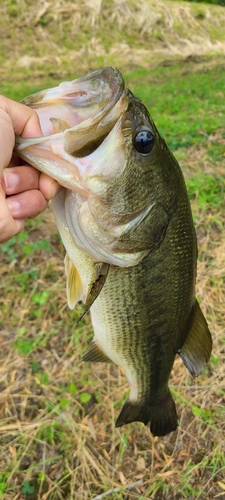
15,67,128,192
20,67,126,136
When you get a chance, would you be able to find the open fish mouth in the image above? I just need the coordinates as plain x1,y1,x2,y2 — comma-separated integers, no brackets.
15,67,128,191
20,66,126,137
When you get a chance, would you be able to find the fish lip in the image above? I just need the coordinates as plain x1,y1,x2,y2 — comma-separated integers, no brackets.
99,66,125,103
14,67,128,190
19,67,126,142
66,66,126,131
73,66,125,104
31,66,125,113
62,68,127,155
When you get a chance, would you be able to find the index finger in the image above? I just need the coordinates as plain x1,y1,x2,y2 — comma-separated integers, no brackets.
0,96,42,138
0,96,43,171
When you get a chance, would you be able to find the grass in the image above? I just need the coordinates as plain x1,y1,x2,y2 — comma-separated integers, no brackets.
1,0,225,84
1,1,225,499
127,64,225,158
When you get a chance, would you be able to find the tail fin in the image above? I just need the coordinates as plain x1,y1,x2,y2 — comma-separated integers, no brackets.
115,391,178,437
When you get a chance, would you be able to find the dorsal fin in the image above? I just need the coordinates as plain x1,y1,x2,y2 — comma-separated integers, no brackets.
178,300,212,377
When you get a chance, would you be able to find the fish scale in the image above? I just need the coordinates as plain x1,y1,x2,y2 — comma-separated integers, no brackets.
15,66,212,437
94,221,188,382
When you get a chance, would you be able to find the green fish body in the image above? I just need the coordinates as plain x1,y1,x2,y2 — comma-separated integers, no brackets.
15,67,212,436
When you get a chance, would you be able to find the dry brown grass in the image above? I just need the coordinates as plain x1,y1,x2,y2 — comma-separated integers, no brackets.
0,208,225,500
1,0,225,82
0,0,225,498
0,138,225,499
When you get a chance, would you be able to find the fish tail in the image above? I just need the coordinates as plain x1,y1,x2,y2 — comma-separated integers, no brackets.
148,391,178,436
115,390,178,437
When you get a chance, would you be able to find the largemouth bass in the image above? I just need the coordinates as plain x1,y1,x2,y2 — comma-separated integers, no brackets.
15,67,212,437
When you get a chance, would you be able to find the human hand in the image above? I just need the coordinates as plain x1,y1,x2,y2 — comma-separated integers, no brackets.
0,96,60,243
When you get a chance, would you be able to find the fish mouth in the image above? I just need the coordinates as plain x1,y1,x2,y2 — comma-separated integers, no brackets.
21,66,126,140
15,67,128,190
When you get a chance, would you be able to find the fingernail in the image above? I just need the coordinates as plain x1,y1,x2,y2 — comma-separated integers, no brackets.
3,172,20,190
7,198,21,214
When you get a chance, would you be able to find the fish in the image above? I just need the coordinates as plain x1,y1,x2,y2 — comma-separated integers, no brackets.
15,66,212,437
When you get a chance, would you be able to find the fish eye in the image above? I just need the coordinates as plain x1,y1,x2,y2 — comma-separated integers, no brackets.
134,130,154,155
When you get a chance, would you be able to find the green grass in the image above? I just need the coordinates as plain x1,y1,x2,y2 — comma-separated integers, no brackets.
0,64,224,499
127,64,225,150
1,3,225,498
2,61,224,161
186,174,225,210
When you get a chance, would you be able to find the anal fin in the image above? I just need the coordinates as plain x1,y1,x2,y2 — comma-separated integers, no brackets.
77,262,109,323
115,391,178,437
82,342,111,363
178,299,212,377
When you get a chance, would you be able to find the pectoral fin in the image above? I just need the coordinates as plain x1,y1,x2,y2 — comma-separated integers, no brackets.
64,253,84,309
178,300,212,377
77,262,109,322
82,342,111,362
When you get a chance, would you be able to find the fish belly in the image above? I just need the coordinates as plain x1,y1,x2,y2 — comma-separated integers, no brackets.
91,298,139,401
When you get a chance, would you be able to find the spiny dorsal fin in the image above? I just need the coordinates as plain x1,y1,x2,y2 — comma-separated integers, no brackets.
50,117,70,133
64,253,84,309
77,262,109,323
178,299,212,377
82,342,111,363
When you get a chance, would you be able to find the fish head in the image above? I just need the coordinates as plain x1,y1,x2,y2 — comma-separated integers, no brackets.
15,67,179,266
